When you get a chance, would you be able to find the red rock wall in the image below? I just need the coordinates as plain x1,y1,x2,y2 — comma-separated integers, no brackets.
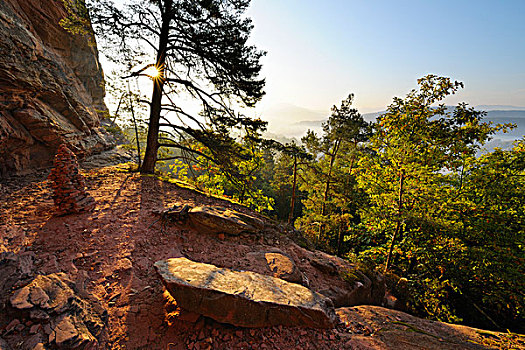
0,0,114,177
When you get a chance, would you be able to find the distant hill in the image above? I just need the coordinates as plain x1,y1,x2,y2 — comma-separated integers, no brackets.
263,104,524,144
475,105,525,111
262,103,327,124
483,110,525,141
295,109,524,139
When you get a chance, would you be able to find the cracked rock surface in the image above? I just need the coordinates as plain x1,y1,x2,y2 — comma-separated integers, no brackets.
8,273,105,349
155,257,336,328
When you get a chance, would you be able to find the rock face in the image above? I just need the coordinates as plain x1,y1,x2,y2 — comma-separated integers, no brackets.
0,0,114,177
336,305,500,350
298,248,386,308
155,257,336,328
188,206,265,235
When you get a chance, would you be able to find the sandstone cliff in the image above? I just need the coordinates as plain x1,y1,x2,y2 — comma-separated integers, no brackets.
0,0,114,177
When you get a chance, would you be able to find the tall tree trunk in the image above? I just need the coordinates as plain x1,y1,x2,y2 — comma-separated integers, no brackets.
128,83,142,169
141,1,172,174
288,155,298,225
337,140,358,256
336,219,344,257
385,171,404,273
318,139,341,248
321,139,341,216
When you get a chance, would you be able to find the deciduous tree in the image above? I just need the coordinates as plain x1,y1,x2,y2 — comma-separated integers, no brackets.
357,75,510,273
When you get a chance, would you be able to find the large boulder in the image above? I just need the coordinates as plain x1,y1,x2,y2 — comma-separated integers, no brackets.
0,0,114,177
245,249,304,284
336,305,500,350
291,247,386,307
155,257,336,328
188,206,265,235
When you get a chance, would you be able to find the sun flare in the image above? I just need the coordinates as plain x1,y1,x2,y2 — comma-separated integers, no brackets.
143,65,162,80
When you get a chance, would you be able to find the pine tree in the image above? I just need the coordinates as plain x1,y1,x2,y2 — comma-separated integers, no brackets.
298,94,370,253
63,0,266,174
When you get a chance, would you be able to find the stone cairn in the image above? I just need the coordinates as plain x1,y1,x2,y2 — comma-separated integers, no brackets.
48,144,95,215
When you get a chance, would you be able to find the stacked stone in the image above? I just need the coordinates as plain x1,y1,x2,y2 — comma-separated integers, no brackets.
48,144,95,215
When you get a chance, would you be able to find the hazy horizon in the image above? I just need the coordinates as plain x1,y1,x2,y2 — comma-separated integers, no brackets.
246,0,525,123
101,0,525,140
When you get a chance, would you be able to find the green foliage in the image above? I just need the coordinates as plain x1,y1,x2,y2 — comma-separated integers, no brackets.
355,75,520,330
422,140,525,329
62,0,267,178
259,140,312,222
152,74,525,330
296,94,370,255
157,134,274,212
60,0,92,40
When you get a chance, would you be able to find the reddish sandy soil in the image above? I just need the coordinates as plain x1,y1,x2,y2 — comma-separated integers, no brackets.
1,165,523,349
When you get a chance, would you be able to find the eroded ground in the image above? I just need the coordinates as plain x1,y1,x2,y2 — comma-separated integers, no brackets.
1,166,523,349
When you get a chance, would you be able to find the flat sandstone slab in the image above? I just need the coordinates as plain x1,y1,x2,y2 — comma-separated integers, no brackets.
188,206,265,235
155,258,336,328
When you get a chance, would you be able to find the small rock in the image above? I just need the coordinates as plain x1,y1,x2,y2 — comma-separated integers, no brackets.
21,334,45,350
263,250,303,283
5,319,21,334
43,324,52,335
0,337,11,350
115,308,125,318
10,287,33,309
54,316,78,345
200,343,212,350
30,309,50,321
117,258,132,271
29,286,50,307
30,324,41,334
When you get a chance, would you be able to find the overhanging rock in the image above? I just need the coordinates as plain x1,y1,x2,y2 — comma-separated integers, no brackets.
155,257,336,328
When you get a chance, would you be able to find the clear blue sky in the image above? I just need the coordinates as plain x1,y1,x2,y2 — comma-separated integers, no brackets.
246,0,525,114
